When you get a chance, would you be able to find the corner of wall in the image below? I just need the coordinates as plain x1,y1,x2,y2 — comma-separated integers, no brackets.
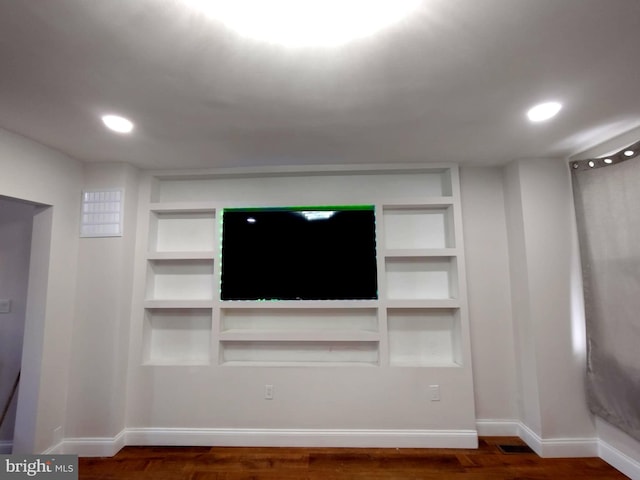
596,417,640,480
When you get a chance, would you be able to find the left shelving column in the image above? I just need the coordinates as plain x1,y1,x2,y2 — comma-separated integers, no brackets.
143,204,217,365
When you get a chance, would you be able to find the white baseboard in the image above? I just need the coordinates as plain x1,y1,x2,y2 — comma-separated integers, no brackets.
126,428,479,449
517,422,599,458
54,427,639,478
46,431,126,457
0,441,12,454
599,440,640,480
57,428,478,457
49,422,637,479
476,421,600,458
478,420,638,478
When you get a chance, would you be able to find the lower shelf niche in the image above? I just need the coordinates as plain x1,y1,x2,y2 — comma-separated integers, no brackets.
220,340,379,366
387,308,461,367
146,259,214,301
220,307,378,332
143,308,211,365
385,257,458,300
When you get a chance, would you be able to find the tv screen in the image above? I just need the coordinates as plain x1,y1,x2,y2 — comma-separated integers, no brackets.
220,206,378,301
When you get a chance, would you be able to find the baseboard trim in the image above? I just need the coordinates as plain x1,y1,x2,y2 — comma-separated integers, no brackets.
58,428,478,456
599,439,640,480
475,419,520,437
0,441,12,454
50,421,633,479
126,428,479,449
517,422,599,458
46,431,126,457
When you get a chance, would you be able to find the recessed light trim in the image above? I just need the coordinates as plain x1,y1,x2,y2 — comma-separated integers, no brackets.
186,0,421,47
102,114,134,134
527,102,562,122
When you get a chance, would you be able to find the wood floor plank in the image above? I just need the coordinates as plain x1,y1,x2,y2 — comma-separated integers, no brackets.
77,438,629,480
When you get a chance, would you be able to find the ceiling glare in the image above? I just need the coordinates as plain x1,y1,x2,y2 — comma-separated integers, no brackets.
186,0,421,47
101,115,134,134
527,102,562,122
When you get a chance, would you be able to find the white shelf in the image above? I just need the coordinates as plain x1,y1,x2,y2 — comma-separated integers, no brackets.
144,300,214,309
383,205,455,249
383,248,458,257
149,202,217,213
219,340,379,366
387,308,462,367
152,168,453,203
385,256,458,300
220,361,377,368
384,299,461,309
146,251,215,260
146,259,214,301
381,197,454,208
219,330,380,342
143,308,212,366
149,211,216,253
388,360,461,368
220,307,378,331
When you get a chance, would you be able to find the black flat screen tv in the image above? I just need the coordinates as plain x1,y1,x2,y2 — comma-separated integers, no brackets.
220,205,378,301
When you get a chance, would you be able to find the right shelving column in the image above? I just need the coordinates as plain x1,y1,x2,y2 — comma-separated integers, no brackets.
381,182,466,367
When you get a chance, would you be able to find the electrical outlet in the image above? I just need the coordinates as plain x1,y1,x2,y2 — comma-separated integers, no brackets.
264,384,274,400
0,299,11,314
429,384,441,402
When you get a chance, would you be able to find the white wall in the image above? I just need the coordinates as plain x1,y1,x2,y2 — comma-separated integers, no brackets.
65,163,139,439
503,162,543,435
459,167,518,423
504,159,596,446
0,128,83,453
0,198,34,448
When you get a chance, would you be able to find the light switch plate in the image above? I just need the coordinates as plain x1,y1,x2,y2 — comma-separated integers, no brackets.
0,299,11,313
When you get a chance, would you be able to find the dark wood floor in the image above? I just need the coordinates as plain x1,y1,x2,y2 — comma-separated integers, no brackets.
78,437,628,480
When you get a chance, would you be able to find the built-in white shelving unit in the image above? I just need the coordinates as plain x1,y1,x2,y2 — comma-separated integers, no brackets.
143,204,216,365
139,166,470,369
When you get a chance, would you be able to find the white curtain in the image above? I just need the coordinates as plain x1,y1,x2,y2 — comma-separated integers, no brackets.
572,155,640,441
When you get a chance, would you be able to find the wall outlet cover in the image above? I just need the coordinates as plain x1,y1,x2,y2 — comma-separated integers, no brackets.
0,299,11,313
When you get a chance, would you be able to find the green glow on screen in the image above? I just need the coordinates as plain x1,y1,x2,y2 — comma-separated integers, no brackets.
222,205,374,213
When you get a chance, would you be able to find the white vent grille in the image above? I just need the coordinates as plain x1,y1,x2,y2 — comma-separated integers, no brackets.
80,189,124,237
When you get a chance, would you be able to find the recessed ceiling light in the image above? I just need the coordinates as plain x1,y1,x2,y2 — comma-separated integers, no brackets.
624,150,634,157
101,114,134,134
186,0,421,47
604,158,613,164
527,102,562,122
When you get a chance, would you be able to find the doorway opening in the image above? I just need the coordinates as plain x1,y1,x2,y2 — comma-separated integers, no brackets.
0,195,52,453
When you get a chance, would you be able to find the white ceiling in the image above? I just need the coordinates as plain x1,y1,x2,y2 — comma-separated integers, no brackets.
1,0,639,170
